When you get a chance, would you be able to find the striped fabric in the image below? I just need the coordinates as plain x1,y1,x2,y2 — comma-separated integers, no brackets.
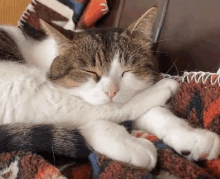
18,0,109,39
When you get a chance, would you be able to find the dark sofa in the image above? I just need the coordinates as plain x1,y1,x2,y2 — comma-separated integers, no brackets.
98,0,220,74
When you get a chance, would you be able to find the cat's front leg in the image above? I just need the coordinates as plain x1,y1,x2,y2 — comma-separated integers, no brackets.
121,78,178,121
133,106,220,161
79,120,157,170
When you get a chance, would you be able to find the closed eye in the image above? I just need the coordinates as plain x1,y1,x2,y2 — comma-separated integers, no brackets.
121,70,131,77
83,70,97,75
83,70,100,82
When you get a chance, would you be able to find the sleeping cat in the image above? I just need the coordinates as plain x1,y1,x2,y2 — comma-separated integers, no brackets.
0,7,219,171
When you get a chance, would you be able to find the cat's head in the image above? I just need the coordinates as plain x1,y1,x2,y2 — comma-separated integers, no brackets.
40,7,158,108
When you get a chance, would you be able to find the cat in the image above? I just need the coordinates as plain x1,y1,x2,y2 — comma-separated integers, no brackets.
0,7,219,171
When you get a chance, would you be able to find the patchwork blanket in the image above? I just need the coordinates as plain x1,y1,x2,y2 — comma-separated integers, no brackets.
0,0,220,178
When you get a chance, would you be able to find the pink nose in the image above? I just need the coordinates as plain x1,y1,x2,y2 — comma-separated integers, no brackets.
103,83,119,100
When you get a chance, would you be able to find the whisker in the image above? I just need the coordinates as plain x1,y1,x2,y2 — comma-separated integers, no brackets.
174,63,179,76
130,43,152,55
178,63,190,74
129,50,164,62
130,38,174,56
129,40,170,60
187,63,189,71
144,50,163,54
153,38,175,43
210,67,219,73
52,140,56,164
165,55,180,75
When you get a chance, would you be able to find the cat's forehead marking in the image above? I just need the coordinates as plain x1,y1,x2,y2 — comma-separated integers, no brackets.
109,52,123,79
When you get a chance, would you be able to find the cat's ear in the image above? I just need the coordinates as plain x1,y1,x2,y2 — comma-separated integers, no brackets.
39,19,71,55
127,7,158,34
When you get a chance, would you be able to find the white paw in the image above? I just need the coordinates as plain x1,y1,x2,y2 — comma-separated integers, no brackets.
155,78,179,96
124,137,157,170
164,128,220,161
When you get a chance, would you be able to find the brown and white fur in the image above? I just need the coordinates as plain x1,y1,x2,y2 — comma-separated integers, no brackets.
0,7,219,172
